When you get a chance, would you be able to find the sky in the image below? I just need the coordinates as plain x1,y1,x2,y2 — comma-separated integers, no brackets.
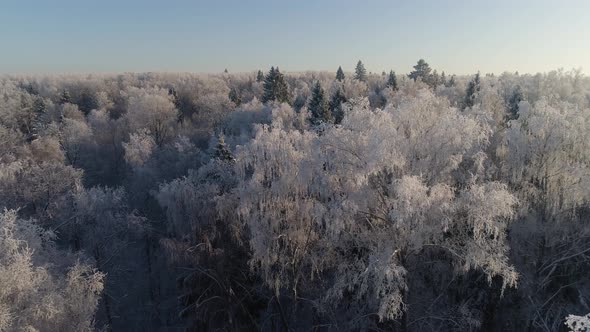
1,0,589,75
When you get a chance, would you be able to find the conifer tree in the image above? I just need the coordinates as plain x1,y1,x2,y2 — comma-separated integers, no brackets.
408,59,432,83
59,89,72,105
308,81,332,125
440,71,447,87
507,85,524,121
462,72,481,110
329,88,348,124
261,66,291,104
386,70,398,91
448,74,456,87
354,60,367,82
336,66,345,81
256,70,264,82
431,70,440,87
214,134,235,162
228,87,242,106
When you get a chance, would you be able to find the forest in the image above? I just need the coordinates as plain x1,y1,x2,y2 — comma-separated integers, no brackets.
0,59,589,332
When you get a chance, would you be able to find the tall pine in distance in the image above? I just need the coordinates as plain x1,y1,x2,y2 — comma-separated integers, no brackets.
308,81,332,125
408,59,432,84
386,70,398,91
354,60,367,82
336,66,345,81
261,66,291,104
256,70,264,82
462,72,481,110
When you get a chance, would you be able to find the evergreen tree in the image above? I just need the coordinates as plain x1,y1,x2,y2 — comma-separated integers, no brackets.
59,89,72,105
440,71,447,87
408,59,432,83
336,66,345,82
329,88,348,124
448,75,456,87
308,81,332,125
354,60,367,82
386,70,398,91
228,87,242,106
507,85,524,121
78,89,99,115
462,72,481,110
224,68,229,74
431,70,440,87
261,67,291,104
214,134,235,162
256,70,265,82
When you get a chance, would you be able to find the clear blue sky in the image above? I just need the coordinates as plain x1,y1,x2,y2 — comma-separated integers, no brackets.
1,0,589,75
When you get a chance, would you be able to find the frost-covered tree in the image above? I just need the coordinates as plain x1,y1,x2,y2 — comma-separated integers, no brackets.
126,88,177,146
0,210,104,332
566,313,590,332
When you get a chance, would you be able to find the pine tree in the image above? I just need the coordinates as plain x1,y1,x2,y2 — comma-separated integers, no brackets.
507,85,524,121
354,60,367,82
408,59,432,83
462,72,481,110
224,68,229,74
261,67,291,104
386,70,398,91
329,88,348,124
440,71,447,87
256,70,264,82
336,66,345,82
308,81,332,125
214,134,235,162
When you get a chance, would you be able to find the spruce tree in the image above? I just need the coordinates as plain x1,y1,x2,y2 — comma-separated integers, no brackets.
408,59,432,83
228,87,242,106
59,89,72,105
386,70,398,91
308,81,332,125
431,70,440,87
462,72,481,110
336,66,345,82
261,67,291,104
448,75,456,87
214,134,235,162
507,85,524,121
256,70,264,82
354,60,367,82
329,88,348,124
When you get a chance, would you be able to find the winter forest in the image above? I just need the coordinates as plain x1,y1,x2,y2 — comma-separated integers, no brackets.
0,59,589,332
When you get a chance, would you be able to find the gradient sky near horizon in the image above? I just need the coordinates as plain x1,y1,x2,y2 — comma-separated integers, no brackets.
1,0,589,75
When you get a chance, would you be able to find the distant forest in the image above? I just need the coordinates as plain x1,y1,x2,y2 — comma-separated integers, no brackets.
0,60,589,331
